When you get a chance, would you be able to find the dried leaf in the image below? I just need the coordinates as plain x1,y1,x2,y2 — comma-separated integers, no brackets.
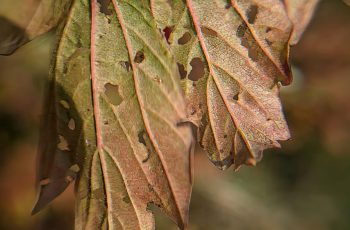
0,0,72,55
33,0,193,229
152,0,292,170
284,0,320,45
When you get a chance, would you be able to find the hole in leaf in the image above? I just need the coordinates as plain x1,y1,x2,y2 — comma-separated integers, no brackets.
247,5,258,24
265,27,272,33
119,61,131,72
177,63,187,79
142,152,151,163
138,130,146,146
123,196,131,204
233,93,239,101
134,51,145,64
188,58,205,81
265,38,273,46
236,24,247,38
65,175,74,183
163,26,174,44
201,26,218,37
104,83,123,106
60,100,70,109
97,0,112,15
69,164,80,173
68,118,75,130
241,38,259,62
154,77,162,84
178,32,191,45
39,178,50,186
58,135,70,151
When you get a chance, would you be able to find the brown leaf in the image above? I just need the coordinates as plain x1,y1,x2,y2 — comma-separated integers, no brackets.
32,0,194,229
152,0,292,170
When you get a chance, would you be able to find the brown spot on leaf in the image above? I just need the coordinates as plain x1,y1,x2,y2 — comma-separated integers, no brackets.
233,93,239,101
104,83,123,106
265,27,272,33
134,51,145,63
201,26,218,36
177,63,187,79
247,5,258,24
188,58,205,81
178,32,192,45
225,2,231,9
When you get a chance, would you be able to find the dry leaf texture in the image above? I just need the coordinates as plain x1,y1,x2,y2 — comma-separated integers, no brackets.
152,0,292,170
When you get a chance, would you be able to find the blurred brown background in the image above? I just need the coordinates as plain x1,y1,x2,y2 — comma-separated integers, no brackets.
0,0,350,229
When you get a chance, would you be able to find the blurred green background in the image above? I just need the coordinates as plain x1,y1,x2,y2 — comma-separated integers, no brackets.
0,0,350,229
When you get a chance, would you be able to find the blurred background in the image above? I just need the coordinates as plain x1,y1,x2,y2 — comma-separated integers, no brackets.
0,0,350,229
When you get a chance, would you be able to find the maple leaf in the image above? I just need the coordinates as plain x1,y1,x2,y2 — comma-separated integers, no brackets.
152,0,294,170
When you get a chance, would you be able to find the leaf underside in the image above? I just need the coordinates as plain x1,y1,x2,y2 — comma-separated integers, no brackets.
152,0,292,170
33,0,193,229
0,0,321,229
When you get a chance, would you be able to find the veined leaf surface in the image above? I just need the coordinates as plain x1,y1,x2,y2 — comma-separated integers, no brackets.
33,0,193,229
152,0,292,170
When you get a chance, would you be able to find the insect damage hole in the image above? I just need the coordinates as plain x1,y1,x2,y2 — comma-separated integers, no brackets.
177,63,187,79
104,83,123,106
68,118,76,130
247,5,258,24
119,61,131,72
163,26,174,44
138,130,151,163
178,32,192,45
57,135,70,151
97,0,112,15
134,51,145,63
59,100,70,109
188,58,205,81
